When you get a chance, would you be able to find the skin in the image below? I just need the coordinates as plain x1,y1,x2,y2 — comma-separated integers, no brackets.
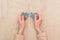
34,12,42,34
18,15,25,35
34,13,48,40
15,14,26,40
16,13,48,40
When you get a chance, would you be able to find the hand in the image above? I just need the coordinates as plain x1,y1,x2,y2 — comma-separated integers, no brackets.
34,13,48,40
34,12,42,34
37,31,48,40
18,14,26,35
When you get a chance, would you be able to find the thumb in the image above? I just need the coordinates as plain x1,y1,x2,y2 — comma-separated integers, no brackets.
34,14,37,22
21,16,24,23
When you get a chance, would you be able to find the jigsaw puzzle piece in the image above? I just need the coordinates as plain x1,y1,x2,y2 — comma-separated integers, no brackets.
30,12,35,19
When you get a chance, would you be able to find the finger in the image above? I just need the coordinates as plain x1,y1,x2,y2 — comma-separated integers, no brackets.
34,13,39,22
36,13,39,20
34,14,37,22
36,12,42,21
21,16,24,22
38,13,42,21
19,15,22,23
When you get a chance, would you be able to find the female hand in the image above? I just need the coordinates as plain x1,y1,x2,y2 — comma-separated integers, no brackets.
34,13,48,40
18,14,26,35
34,12,42,34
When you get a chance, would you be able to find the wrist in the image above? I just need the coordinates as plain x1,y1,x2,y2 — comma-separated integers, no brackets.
35,28,41,34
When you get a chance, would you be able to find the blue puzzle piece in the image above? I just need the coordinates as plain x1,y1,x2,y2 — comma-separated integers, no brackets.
22,12,29,17
30,12,35,19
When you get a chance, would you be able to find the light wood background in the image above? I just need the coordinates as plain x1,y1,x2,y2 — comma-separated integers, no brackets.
0,0,60,40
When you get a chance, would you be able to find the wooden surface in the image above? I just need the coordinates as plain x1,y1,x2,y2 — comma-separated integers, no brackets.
0,0,60,40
